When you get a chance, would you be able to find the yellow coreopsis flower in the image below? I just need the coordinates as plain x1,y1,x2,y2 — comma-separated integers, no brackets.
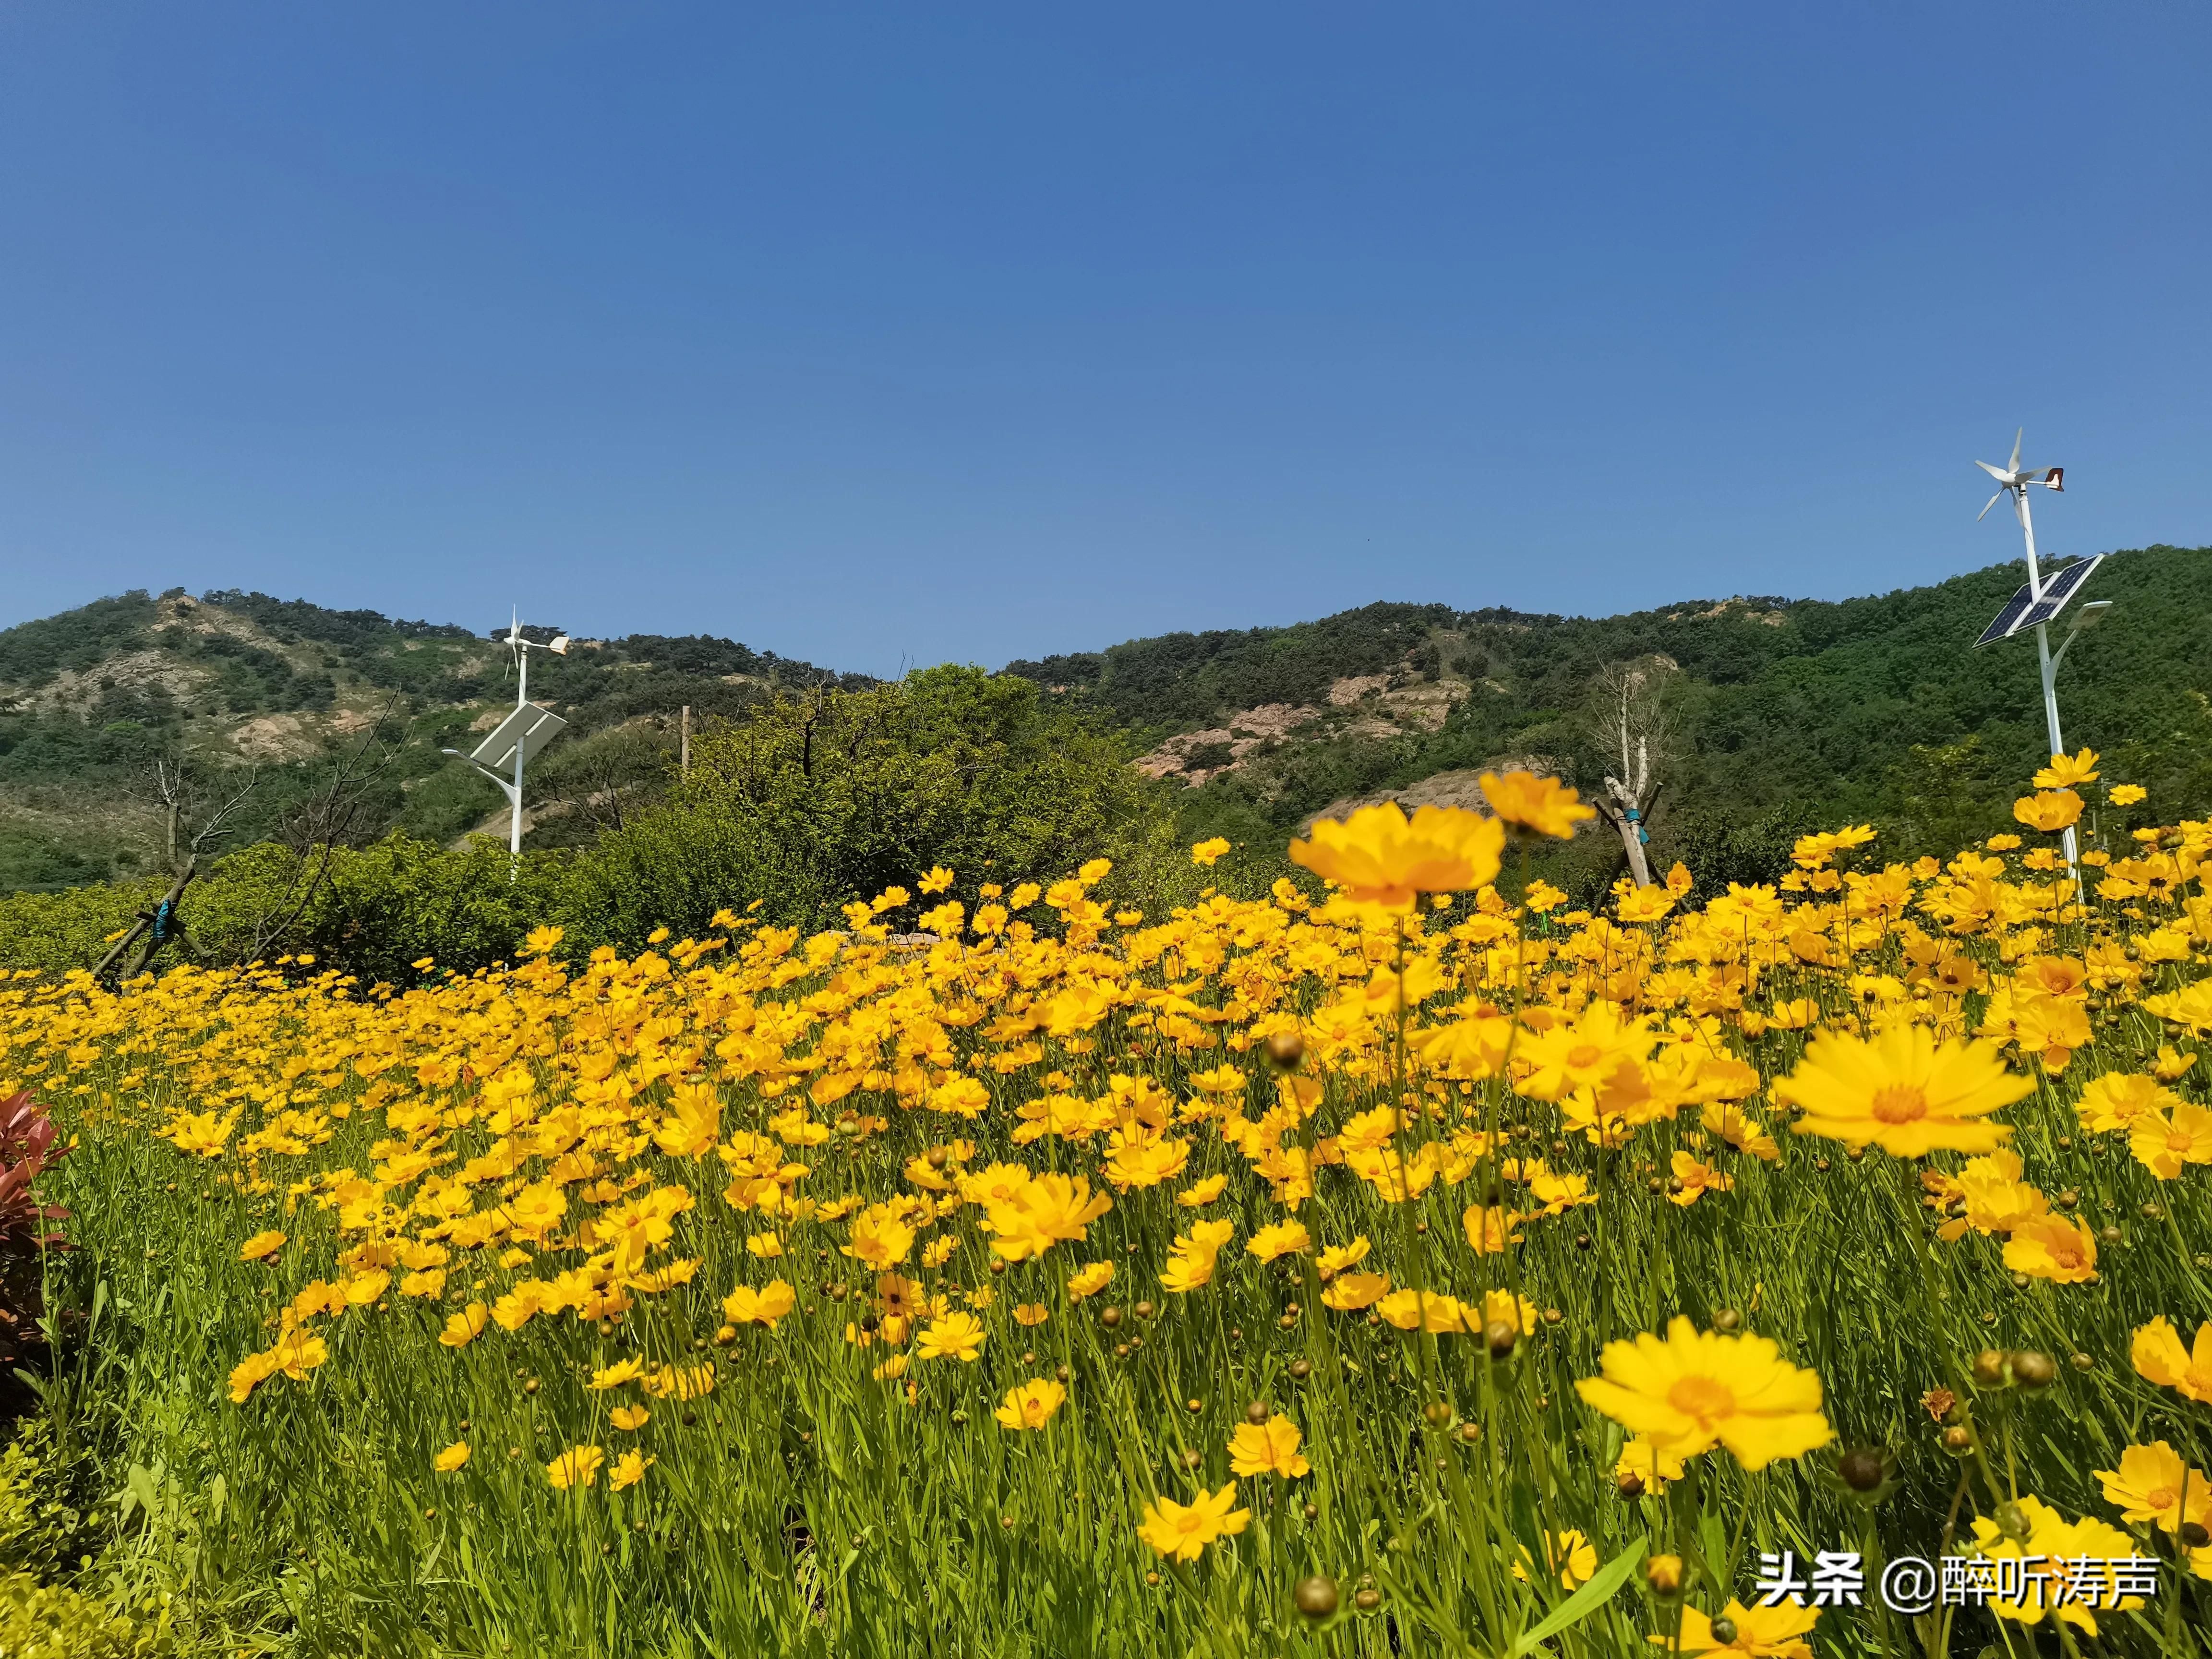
1321,1271,1390,1311
916,1311,986,1361
609,1450,655,1491
843,1203,916,1269
2095,1441,2210,1529
1967,1495,2143,1635
1066,1261,1114,1300
1574,1317,1832,1470
1190,837,1231,866
2032,749,2100,789
2013,789,2084,832
1227,1414,1309,1479
611,1406,650,1432
1245,1220,1310,1262
239,1230,286,1262
2130,1105,2212,1179
547,1445,605,1491
1288,802,1504,919
1136,1483,1251,1562
1778,1025,2029,1156
1513,1528,1597,1587
1160,1219,1236,1293
1615,1437,1686,1494
1657,1600,1818,1656
2001,1214,2098,1284
1480,770,1597,839
2133,1317,2212,1404
433,1441,470,1474
722,1278,797,1329
994,1379,1067,1431
439,1302,490,1349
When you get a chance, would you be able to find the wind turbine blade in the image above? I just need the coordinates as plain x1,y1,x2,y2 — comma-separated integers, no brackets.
1978,490,2005,521
1975,459,2008,481
2009,428,2022,472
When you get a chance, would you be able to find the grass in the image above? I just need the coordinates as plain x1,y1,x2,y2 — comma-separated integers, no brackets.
3,781,2210,1657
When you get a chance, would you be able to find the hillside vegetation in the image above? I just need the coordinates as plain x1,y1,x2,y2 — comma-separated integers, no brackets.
1011,545,2212,894
3,547,2207,974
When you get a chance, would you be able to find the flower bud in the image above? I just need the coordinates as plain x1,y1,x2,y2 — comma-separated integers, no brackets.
1294,1576,1339,1619
1264,1030,1305,1070
1646,1554,1683,1596
2008,1350,2056,1389
1709,1617,1738,1644
1972,1348,2007,1388
1246,1399,1271,1425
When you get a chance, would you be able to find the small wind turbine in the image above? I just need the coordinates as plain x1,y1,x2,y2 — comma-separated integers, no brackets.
444,609,572,873
1970,430,2104,871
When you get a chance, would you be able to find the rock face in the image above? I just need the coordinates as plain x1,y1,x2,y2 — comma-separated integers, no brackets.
1136,679,1467,788
1298,757,1580,835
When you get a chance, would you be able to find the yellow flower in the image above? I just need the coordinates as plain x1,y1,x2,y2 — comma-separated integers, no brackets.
1967,1494,2144,1634
1066,1262,1115,1300
2108,782,2146,805
1649,1600,1818,1656
1462,1204,1522,1254
433,1441,470,1474
1245,1220,1310,1262
1778,1026,2029,1156
871,1354,909,1381
1513,1528,1597,1587
1227,1414,1309,1479
985,1174,1113,1261
1012,1302,1049,1326
524,924,565,956
2077,1071,2177,1132
1136,1482,1251,1562
1176,1174,1227,1208
1288,802,1504,918
2013,789,2084,832
993,1379,1068,1431
439,1302,490,1348
2032,748,2100,788
1375,1289,1476,1334
2130,1105,2212,1179
2095,1441,2210,1529
1668,1151,1733,1206
1315,1237,1370,1279
2133,1317,2212,1403
547,1445,605,1491
609,1450,655,1491
1615,1437,1685,1494
843,1203,916,1269
722,1278,797,1329
1159,1219,1236,1293
1321,1271,1391,1311
916,1311,986,1362
1574,1317,1832,1470
2001,1214,2098,1284
610,1406,650,1432
588,1357,645,1391
1190,837,1231,866
1480,770,1597,839
239,1230,285,1262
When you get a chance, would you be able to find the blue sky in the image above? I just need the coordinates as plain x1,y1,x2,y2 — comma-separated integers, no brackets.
3,3,2207,675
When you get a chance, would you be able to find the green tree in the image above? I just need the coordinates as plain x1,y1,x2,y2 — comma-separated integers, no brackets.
560,666,1176,945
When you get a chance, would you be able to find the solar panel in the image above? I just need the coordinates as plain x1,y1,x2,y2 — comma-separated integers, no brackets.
2017,553,2104,631
468,703,567,772
1976,580,2037,647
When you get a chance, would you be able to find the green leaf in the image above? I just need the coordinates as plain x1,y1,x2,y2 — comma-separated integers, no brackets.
1511,1538,1647,1657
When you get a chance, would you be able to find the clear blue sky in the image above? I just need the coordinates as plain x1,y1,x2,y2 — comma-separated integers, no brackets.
3,3,2207,675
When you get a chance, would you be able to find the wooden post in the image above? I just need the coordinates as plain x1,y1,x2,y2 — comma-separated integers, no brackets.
681,706,690,778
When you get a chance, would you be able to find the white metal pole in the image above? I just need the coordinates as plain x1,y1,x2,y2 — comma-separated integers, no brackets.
2018,492,2079,870
510,620,529,870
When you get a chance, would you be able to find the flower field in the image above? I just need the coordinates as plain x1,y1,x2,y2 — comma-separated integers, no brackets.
6,760,2212,1657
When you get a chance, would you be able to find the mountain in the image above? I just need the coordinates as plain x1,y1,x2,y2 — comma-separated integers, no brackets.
1011,543,2212,889
5,544,2208,899
0,587,866,891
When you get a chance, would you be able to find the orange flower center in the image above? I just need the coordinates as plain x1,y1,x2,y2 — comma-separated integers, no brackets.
1667,1374,1737,1424
2148,1486,2177,1511
2050,1237,2084,1266
1566,1043,1605,1070
1870,1084,1929,1124
2167,1131,2192,1154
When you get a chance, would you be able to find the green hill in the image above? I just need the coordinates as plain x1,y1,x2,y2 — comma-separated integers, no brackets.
1010,543,2212,891
0,587,866,891
6,545,2208,907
